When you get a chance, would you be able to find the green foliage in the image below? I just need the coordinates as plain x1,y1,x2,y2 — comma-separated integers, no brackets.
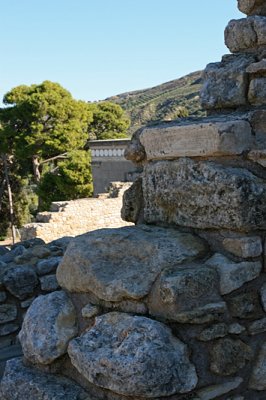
0,81,93,168
88,101,130,140
37,150,93,210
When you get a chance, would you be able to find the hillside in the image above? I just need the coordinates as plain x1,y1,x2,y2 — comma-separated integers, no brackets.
106,70,205,134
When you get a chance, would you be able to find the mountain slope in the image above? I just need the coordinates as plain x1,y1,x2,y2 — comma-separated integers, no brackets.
106,70,205,134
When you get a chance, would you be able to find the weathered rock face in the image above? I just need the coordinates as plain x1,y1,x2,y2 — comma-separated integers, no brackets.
2,265,38,300
139,118,253,160
0,358,87,400
68,312,198,397
225,17,266,53
19,291,77,365
142,158,266,231
238,0,266,16
57,225,206,301
200,54,255,110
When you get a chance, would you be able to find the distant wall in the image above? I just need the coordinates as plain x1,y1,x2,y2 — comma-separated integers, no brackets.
89,139,139,196
20,183,133,243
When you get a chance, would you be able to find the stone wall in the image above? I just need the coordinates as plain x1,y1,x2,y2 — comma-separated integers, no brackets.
20,182,133,243
2,2,266,400
0,237,70,349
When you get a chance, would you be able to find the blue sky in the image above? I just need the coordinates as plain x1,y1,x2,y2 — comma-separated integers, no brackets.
1,1,242,103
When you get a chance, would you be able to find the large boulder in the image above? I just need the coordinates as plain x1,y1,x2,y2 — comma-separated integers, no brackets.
57,225,206,302
142,158,266,230
19,291,77,365
68,312,198,397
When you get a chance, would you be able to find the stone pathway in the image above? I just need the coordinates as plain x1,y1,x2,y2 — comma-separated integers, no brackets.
0,345,22,379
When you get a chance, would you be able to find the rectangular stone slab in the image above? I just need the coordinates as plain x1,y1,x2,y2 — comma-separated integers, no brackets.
140,120,253,160
142,158,266,231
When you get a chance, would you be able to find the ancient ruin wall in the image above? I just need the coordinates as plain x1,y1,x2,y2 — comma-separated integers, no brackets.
20,183,133,243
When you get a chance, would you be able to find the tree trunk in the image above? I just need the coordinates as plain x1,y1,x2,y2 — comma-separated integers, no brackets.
32,155,41,182
2,155,16,244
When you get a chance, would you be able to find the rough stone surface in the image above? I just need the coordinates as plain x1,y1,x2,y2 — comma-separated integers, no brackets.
139,119,253,160
121,177,143,223
196,378,243,400
68,312,198,397
57,225,206,301
36,257,62,276
222,236,262,258
210,338,253,376
249,343,266,390
142,158,266,230
248,149,266,167
2,265,38,300
0,245,25,264
0,358,87,400
200,54,255,110
148,263,224,323
238,0,266,16
206,253,262,295
0,305,17,324
19,291,77,365
124,127,147,166
246,59,266,74
260,282,266,311
248,317,266,335
81,303,100,319
0,323,19,336
39,275,59,292
198,323,228,341
225,16,266,53
228,290,262,319
248,109,266,149
228,323,246,335
248,77,266,105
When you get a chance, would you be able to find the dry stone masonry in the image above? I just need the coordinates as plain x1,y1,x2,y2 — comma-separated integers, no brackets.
1,1,266,399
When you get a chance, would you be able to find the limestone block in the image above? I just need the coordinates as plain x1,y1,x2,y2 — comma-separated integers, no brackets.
139,119,253,160
200,54,255,110
57,225,206,302
210,338,253,376
2,265,38,300
249,343,266,390
238,0,266,16
124,127,147,166
142,158,266,230
148,264,226,324
222,236,262,258
248,77,266,105
225,16,266,53
19,291,77,365
0,358,87,400
206,253,262,295
68,312,198,397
